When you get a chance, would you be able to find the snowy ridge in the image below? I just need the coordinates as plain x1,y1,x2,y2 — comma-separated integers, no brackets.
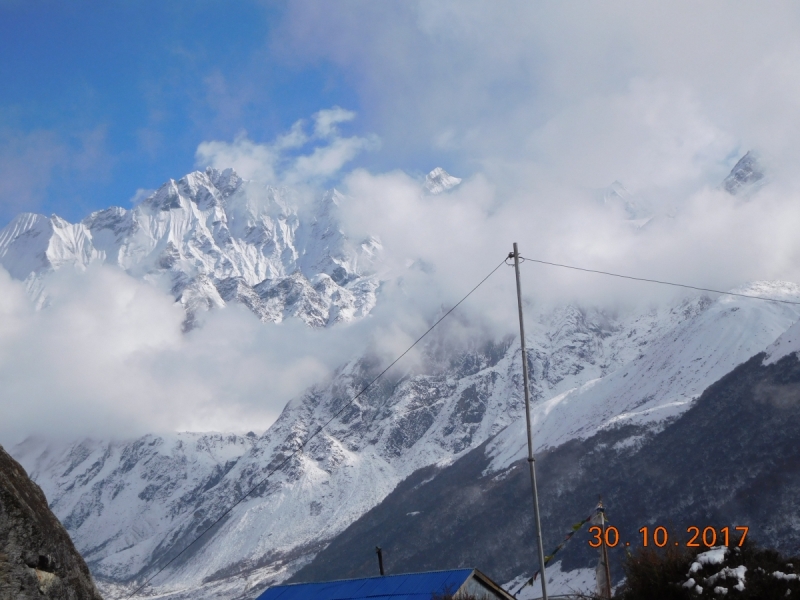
13,302,800,590
13,286,800,598
0,168,382,327
486,282,800,473
723,150,765,196
424,167,461,194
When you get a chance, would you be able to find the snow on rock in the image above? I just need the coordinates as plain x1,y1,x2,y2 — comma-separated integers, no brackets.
764,314,800,365
506,561,595,599
424,167,461,194
12,295,723,598
0,169,382,328
12,281,800,598
698,546,730,566
6,164,800,600
485,282,800,473
16,281,800,598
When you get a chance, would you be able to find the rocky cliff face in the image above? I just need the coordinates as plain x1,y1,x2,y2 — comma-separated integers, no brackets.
0,168,382,329
293,349,800,596
0,443,103,599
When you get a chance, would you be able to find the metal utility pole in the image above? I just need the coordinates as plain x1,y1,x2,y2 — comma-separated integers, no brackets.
512,243,549,600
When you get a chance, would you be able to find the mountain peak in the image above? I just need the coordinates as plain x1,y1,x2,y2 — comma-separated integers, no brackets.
424,167,462,194
205,167,242,197
723,150,765,196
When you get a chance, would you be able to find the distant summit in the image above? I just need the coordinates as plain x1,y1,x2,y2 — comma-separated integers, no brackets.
599,180,652,225
0,167,382,329
723,150,765,195
424,167,462,194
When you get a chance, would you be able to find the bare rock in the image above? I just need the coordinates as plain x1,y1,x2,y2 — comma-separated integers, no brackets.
0,444,103,599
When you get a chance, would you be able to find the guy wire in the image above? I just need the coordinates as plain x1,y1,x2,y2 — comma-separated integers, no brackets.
511,256,800,306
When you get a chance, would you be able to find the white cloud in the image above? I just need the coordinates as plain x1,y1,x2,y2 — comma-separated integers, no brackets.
195,108,377,188
129,188,155,205
313,106,356,138
9,4,800,443
0,264,367,446
272,1,800,190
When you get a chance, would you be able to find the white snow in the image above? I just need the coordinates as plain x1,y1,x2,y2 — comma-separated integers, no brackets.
697,546,729,566
764,316,800,364
5,167,800,600
14,280,800,599
506,561,595,599
0,169,382,327
486,283,800,473
424,167,462,194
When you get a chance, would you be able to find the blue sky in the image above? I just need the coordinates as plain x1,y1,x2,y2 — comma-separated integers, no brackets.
0,2,367,224
3,1,800,230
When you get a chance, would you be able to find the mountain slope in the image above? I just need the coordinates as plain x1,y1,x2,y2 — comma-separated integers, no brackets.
14,283,800,599
0,168,381,327
7,154,799,599
291,347,800,595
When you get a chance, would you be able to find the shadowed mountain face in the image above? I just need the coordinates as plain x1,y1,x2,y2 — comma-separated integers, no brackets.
290,351,800,588
0,444,103,599
723,151,765,195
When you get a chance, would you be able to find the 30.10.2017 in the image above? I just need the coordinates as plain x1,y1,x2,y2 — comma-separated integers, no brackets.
588,526,749,548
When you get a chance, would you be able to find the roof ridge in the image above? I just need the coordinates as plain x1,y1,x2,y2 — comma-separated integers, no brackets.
276,568,475,587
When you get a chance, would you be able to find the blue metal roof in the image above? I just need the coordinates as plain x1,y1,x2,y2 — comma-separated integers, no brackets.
256,569,476,600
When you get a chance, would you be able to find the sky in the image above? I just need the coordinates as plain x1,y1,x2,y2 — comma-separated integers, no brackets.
4,1,800,443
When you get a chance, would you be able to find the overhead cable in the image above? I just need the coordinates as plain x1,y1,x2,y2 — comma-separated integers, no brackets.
510,256,800,306
125,256,507,599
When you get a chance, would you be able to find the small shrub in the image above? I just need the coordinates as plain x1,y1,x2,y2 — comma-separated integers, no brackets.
616,545,695,600
615,541,800,600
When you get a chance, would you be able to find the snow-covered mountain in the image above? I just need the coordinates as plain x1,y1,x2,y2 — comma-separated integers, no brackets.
8,155,800,599
722,150,765,196
424,167,461,194
0,167,381,328
15,282,800,599
297,303,800,597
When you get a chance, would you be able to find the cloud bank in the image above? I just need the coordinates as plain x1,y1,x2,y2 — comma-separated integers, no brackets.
7,3,800,443
0,264,366,446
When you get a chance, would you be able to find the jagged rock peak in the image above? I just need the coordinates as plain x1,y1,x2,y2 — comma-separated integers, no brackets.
0,444,103,599
424,167,462,194
0,166,382,329
205,166,242,197
723,150,765,195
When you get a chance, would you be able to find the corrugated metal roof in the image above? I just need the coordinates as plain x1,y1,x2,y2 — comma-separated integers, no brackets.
256,569,476,600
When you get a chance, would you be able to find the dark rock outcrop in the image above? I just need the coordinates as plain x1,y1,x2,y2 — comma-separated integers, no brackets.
0,444,103,599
